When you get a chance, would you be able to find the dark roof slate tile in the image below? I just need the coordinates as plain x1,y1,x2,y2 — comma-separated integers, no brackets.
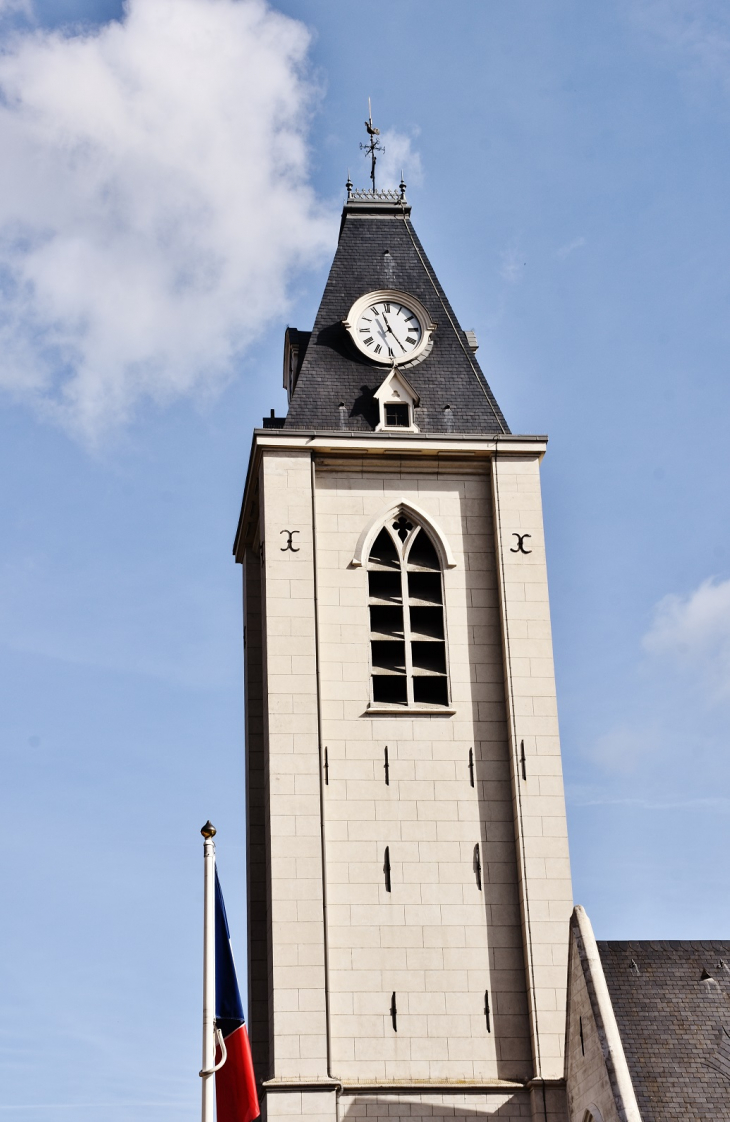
283,199,509,435
598,940,730,1121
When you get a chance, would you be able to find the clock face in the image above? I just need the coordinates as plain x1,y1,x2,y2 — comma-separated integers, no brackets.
355,299,423,362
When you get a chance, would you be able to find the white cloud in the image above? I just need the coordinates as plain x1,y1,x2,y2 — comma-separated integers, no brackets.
643,576,730,699
557,236,586,259
567,785,730,811
631,1,730,93
0,0,32,17
375,128,423,191
0,0,334,440
499,242,525,284
589,722,661,774
584,575,730,775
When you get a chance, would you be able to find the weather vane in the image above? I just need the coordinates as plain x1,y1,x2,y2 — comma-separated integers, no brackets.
360,98,383,191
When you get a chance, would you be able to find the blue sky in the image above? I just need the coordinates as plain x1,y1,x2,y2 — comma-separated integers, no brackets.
1,0,730,1117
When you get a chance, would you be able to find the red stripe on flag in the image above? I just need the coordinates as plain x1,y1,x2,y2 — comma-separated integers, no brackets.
215,1024,260,1122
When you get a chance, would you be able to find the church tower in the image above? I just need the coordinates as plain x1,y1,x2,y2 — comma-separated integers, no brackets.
234,180,573,1122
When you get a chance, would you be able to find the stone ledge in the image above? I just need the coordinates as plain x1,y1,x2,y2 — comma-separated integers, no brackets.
363,706,457,717
340,1081,527,1094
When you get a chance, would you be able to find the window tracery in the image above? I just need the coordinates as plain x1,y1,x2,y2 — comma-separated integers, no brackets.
367,515,449,707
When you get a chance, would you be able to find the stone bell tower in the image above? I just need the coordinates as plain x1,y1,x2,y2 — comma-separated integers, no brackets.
233,180,573,1122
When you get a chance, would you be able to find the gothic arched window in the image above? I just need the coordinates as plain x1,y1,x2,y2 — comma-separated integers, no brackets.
367,514,449,707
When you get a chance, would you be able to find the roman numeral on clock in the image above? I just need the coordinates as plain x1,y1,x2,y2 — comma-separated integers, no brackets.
363,337,374,346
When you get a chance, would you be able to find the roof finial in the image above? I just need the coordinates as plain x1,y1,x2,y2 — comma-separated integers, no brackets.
399,170,406,201
360,98,383,192
346,170,352,199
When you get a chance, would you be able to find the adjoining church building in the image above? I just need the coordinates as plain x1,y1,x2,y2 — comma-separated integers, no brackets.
233,179,730,1122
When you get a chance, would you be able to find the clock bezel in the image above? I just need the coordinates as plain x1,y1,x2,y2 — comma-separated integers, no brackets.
343,289,436,366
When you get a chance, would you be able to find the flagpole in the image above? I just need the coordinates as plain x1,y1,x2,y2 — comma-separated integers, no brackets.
201,821,217,1122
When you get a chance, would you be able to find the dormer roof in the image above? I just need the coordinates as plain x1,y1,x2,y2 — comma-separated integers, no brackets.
373,366,420,408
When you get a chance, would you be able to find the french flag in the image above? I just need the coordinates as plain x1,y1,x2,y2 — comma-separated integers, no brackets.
214,872,260,1122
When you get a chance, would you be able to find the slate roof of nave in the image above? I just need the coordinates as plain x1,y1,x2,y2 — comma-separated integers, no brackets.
283,197,510,436
598,940,730,1121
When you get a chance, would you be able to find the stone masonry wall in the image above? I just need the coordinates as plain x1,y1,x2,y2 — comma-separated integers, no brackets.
247,446,571,1122
339,1090,533,1120
243,544,271,1075
490,454,573,1081
314,457,531,1084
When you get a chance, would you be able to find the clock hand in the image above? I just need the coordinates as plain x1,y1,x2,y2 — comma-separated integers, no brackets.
382,313,407,351
375,320,395,358
375,324,391,354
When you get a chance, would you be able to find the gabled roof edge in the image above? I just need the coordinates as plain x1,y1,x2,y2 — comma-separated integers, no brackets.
570,906,643,1122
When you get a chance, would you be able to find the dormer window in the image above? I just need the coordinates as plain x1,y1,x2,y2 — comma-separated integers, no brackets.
385,402,410,427
374,367,419,432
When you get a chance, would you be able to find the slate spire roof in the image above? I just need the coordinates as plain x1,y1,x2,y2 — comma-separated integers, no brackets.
283,190,509,435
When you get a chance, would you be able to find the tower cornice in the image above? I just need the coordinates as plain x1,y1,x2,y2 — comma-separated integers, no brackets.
233,428,548,560
251,429,546,453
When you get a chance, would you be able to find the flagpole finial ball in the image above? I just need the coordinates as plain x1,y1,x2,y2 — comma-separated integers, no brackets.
201,820,217,838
